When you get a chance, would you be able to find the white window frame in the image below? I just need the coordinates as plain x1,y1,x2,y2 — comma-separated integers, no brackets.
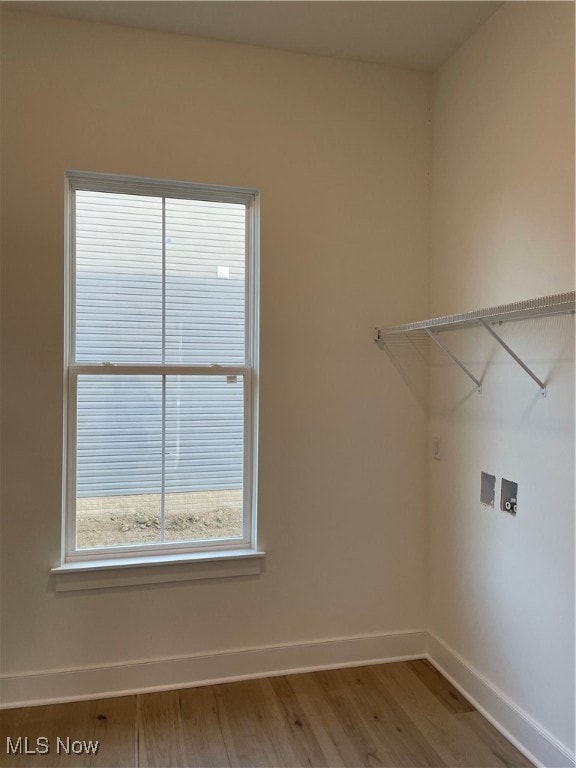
59,171,260,572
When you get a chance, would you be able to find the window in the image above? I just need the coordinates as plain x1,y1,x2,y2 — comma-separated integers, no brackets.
62,172,259,567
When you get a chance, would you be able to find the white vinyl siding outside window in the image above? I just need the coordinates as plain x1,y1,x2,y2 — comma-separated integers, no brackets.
62,172,259,566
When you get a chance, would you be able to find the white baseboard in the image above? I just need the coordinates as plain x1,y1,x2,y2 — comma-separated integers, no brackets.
0,630,426,709
3,629,573,768
427,633,575,768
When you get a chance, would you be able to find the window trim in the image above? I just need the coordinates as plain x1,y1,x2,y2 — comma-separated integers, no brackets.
51,549,266,592
60,171,260,568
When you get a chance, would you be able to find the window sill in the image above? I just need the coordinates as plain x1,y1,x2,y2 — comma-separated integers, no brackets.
51,549,265,592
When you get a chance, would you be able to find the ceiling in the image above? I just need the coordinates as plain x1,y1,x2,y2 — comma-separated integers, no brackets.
5,1,503,72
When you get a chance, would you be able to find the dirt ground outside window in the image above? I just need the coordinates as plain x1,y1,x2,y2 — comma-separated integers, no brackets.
76,489,242,549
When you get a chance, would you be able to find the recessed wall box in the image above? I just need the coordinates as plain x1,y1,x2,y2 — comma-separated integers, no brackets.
501,478,518,515
480,472,496,507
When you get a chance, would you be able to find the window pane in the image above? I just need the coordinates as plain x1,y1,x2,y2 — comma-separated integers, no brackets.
76,375,162,549
75,191,163,363
165,375,244,542
75,374,244,549
165,198,246,364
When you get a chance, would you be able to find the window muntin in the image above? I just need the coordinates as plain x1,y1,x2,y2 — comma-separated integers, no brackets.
65,173,258,561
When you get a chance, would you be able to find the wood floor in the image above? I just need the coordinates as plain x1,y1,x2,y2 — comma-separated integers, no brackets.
0,660,532,768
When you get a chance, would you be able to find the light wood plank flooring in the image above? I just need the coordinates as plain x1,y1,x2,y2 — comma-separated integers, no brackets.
0,660,533,767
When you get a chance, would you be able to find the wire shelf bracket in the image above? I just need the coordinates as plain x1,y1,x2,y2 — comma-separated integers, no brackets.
479,319,547,397
425,328,482,393
374,291,575,397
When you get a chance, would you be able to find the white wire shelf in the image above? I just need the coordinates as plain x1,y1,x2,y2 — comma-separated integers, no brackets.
374,291,575,397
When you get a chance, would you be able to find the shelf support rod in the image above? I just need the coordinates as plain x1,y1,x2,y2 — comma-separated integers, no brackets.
424,329,482,393
479,319,546,397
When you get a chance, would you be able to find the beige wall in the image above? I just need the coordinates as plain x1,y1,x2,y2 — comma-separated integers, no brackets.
0,12,431,677
429,1,574,753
